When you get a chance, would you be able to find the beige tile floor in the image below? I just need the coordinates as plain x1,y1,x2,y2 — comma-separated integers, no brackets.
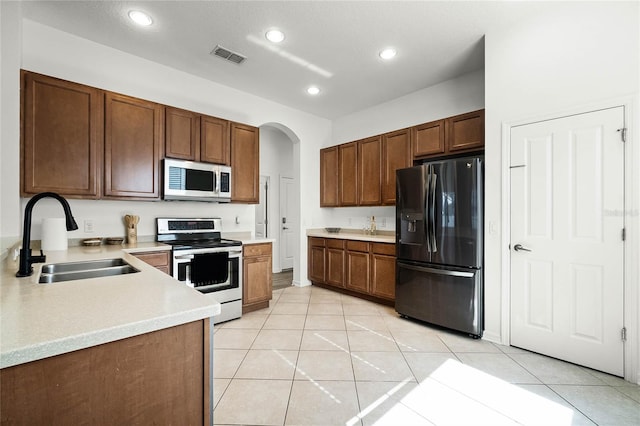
213,285,640,426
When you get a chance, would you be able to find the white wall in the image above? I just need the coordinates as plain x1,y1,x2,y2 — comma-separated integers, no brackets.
484,1,639,381
321,70,485,232
1,18,332,285
259,126,295,272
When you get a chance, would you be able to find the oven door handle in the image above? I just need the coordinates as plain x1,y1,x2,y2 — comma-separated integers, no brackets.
174,254,194,260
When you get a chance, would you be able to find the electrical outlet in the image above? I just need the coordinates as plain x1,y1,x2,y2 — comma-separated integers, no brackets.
381,217,387,228
84,220,94,233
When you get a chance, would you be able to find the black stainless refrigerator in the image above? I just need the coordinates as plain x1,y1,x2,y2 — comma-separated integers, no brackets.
395,156,483,337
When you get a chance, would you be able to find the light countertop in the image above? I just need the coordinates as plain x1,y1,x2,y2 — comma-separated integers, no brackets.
306,228,395,244
1,243,220,369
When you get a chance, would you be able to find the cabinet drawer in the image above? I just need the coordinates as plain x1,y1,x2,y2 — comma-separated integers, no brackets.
133,251,169,267
346,240,369,252
244,243,272,257
309,237,325,248
326,239,345,249
371,243,395,256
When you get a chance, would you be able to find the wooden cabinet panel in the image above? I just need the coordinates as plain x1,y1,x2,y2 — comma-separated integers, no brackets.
346,249,370,294
230,122,259,203
21,71,103,198
320,147,339,207
1,320,209,425
447,109,485,152
104,93,163,199
339,142,358,206
132,251,170,275
326,244,345,288
201,115,230,165
308,237,326,283
165,106,198,161
382,128,412,205
371,253,396,300
358,136,382,206
412,119,445,158
243,243,272,313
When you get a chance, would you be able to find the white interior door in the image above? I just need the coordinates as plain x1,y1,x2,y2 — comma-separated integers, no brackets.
280,176,295,270
255,176,269,238
510,107,625,376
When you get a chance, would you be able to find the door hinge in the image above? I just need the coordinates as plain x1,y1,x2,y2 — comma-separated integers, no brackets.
622,228,626,241
621,327,627,341
617,128,627,142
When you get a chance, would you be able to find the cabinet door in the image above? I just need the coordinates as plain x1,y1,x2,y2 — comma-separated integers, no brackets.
165,106,198,161
358,136,382,206
104,93,163,199
326,241,345,288
132,251,171,275
201,115,230,165
346,249,370,294
308,238,326,283
320,147,339,207
446,109,484,152
382,129,411,205
243,256,272,306
230,122,259,203
412,119,445,158
371,253,396,301
339,142,358,206
22,71,103,198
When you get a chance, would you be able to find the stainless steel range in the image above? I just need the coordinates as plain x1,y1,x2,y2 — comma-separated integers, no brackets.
156,217,242,324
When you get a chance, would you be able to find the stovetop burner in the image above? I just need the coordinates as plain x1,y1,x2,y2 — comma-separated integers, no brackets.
156,217,242,250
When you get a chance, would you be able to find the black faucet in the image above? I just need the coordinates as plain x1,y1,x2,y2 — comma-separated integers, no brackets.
16,192,79,277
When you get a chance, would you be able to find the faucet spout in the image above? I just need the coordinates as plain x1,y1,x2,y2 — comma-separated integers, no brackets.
16,192,79,277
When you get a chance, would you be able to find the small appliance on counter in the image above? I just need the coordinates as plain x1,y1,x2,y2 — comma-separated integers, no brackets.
157,217,243,324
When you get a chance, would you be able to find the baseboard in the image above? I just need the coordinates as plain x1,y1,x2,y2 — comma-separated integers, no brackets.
482,330,504,345
292,279,310,287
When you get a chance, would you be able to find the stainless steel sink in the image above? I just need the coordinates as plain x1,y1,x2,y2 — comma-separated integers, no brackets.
38,258,140,284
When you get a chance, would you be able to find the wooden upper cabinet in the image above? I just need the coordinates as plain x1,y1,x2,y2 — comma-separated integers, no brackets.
165,106,199,161
104,92,163,199
320,146,339,207
165,108,230,165
21,71,103,198
412,119,445,158
230,122,259,203
201,115,230,165
358,136,382,206
447,109,485,152
382,128,411,205
339,142,358,206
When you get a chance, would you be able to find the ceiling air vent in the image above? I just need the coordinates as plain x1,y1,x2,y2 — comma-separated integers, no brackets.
211,45,246,65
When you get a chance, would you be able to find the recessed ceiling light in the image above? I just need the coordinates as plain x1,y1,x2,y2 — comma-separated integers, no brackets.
265,29,285,43
307,86,320,95
128,10,153,26
379,48,397,60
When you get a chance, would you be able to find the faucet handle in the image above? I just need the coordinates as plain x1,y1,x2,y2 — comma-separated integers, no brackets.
31,250,46,264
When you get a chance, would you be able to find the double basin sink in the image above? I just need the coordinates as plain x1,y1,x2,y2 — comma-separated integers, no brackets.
39,258,140,284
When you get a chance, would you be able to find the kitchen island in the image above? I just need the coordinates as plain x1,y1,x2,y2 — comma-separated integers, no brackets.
1,243,219,425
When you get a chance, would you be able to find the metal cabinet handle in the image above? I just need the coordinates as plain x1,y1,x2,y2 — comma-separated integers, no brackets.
513,244,532,252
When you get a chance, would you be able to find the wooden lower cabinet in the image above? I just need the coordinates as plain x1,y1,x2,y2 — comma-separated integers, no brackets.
242,242,272,313
0,320,212,425
132,250,171,275
308,237,396,303
346,241,370,294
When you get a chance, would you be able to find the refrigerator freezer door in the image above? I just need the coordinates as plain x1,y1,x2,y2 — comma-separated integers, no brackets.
396,165,430,262
395,260,483,337
430,157,483,268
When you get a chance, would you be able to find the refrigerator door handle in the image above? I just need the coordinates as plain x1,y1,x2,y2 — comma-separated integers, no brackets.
398,262,475,278
424,167,432,253
430,170,438,252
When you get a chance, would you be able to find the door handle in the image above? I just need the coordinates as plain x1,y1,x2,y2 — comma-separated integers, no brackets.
283,227,289,230
513,244,532,252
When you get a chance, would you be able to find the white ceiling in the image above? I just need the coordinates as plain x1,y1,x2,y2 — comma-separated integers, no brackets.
20,1,564,119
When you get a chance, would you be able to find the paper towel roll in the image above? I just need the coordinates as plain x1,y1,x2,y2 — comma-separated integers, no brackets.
41,218,68,251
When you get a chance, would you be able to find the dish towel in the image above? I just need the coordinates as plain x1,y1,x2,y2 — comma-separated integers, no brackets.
191,252,229,285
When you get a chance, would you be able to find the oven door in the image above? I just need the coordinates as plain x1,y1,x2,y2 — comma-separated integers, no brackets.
173,248,242,297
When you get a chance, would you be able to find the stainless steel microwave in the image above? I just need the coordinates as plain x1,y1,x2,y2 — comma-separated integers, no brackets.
163,158,231,202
